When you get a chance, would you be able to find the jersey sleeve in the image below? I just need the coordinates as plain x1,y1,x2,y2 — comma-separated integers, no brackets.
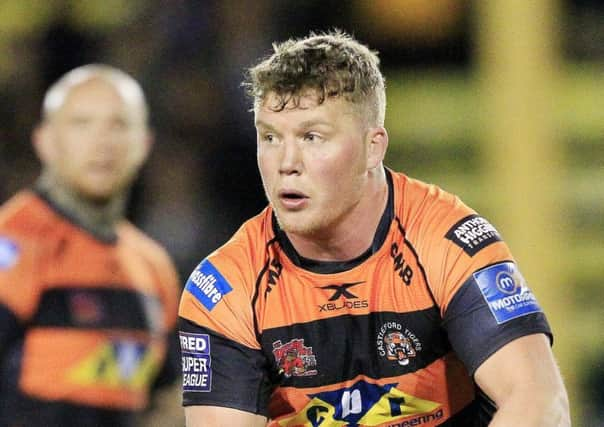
178,248,273,416
0,234,42,321
0,234,43,361
411,190,552,375
442,265,551,374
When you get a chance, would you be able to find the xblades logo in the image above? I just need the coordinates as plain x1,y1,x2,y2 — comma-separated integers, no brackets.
317,282,368,312
318,281,364,301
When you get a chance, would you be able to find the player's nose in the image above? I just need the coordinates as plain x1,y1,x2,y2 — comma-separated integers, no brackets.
278,139,302,175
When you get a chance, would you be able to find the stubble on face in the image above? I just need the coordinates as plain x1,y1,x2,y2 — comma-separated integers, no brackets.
270,168,366,239
256,93,369,239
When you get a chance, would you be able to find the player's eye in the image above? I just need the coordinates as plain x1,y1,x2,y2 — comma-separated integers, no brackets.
262,133,276,143
111,117,129,131
69,117,91,126
303,133,321,142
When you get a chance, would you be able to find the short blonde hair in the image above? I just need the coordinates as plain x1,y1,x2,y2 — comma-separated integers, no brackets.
243,30,386,127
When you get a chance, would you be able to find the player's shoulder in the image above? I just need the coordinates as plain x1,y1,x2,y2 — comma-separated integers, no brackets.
186,207,273,294
0,190,64,251
180,208,273,319
391,170,471,227
118,221,172,261
0,190,57,233
391,171,507,254
0,191,66,281
117,222,181,297
396,170,511,264
208,206,273,268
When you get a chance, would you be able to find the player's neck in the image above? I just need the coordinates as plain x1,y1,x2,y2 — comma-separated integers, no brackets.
36,170,127,239
287,167,389,262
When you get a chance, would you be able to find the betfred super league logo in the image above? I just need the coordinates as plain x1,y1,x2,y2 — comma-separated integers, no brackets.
272,338,318,378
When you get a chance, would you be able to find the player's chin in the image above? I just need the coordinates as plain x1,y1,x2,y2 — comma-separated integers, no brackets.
78,180,125,202
275,211,323,236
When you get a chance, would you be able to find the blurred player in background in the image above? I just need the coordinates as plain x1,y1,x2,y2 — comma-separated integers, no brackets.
178,31,570,426
0,64,181,426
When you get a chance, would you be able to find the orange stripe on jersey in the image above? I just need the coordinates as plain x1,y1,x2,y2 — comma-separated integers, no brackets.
20,329,165,410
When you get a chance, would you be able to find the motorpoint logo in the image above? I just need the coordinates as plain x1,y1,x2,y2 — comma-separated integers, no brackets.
495,271,518,294
474,262,543,324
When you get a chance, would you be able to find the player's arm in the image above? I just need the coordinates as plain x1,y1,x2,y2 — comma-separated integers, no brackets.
442,266,569,425
179,255,274,427
0,235,38,360
179,319,272,427
474,333,570,427
185,406,267,427
421,205,569,424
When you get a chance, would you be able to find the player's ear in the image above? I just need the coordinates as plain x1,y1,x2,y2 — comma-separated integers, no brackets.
129,127,154,174
365,126,388,170
139,128,155,163
31,122,54,165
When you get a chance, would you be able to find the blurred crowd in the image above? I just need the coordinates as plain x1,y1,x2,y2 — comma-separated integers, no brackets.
0,0,478,278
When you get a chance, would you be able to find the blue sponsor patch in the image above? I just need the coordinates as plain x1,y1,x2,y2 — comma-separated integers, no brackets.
0,237,19,270
185,260,233,311
180,332,212,392
474,262,543,324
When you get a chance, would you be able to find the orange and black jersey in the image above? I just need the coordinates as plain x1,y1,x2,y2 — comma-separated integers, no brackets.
0,189,179,426
179,170,551,427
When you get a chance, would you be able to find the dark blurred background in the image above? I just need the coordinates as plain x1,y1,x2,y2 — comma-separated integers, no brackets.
0,1,602,425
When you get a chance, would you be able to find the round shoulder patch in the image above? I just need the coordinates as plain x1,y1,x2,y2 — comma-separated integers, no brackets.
0,237,20,270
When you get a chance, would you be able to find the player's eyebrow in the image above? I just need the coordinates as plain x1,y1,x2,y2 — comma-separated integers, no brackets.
254,120,277,131
296,119,334,130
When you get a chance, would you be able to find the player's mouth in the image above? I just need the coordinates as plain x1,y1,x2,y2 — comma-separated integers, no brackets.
278,189,308,210
89,158,117,171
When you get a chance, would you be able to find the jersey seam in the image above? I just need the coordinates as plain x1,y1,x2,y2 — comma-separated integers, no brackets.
251,236,279,343
394,216,437,309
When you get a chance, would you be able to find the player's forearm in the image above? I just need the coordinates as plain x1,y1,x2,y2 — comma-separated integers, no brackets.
488,385,570,427
185,406,268,427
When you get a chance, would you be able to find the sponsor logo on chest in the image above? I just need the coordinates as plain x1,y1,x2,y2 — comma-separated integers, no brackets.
390,242,414,286
316,281,369,312
272,338,318,378
276,379,443,426
376,321,422,366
